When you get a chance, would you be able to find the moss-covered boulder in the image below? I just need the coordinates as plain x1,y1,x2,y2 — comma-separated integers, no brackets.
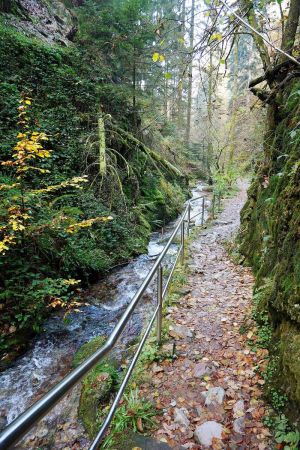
277,321,300,426
73,336,119,438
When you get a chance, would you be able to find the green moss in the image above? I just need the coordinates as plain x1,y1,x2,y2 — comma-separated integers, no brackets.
73,335,107,368
79,361,119,438
238,79,300,423
73,336,118,438
277,322,300,426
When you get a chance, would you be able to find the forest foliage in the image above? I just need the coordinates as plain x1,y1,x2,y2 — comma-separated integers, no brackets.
0,0,189,363
1,0,300,437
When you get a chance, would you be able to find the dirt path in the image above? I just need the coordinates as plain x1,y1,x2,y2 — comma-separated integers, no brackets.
141,181,272,449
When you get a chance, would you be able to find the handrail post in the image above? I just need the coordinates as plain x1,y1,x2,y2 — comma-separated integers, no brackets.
156,265,163,345
187,203,191,236
201,196,205,226
181,220,185,265
218,193,221,211
212,194,215,219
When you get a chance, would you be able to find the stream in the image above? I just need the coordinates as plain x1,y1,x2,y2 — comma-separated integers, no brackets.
0,182,211,447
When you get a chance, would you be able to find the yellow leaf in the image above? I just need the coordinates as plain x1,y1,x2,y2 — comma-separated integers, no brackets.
63,279,81,286
152,52,160,62
210,33,222,42
159,54,165,62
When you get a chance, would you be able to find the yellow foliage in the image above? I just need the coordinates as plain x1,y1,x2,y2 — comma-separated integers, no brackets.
66,216,113,234
0,183,20,191
2,95,51,175
63,279,81,286
0,236,16,254
0,95,112,255
32,176,89,195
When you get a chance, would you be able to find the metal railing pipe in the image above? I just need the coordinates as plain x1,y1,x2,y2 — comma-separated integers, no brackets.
190,211,202,221
201,196,205,225
190,195,204,203
156,265,163,344
0,204,190,450
181,221,185,265
187,203,191,237
162,244,182,299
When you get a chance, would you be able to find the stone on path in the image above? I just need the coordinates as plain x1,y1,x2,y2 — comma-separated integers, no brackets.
174,408,190,427
193,362,211,378
203,387,225,406
233,399,245,418
169,324,193,339
233,416,245,434
194,421,223,447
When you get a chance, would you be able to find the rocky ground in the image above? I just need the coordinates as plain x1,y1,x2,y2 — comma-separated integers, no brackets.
140,181,272,449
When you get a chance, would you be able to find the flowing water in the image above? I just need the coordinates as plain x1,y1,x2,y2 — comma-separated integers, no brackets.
0,182,211,444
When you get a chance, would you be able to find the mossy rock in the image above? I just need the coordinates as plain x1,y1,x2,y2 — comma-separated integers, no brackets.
114,431,174,449
73,335,107,368
238,78,300,422
277,321,300,426
79,361,118,438
73,336,119,438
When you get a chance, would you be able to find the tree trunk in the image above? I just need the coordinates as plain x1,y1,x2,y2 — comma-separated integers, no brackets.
185,0,195,143
132,46,137,130
98,117,106,176
281,0,300,58
0,0,15,12
229,41,239,164
239,0,270,71
206,48,214,178
177,0,186,127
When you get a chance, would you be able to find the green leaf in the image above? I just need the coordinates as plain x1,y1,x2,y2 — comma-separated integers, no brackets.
165,72,172,80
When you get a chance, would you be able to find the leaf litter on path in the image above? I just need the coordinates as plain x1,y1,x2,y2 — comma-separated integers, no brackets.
140,183,272,449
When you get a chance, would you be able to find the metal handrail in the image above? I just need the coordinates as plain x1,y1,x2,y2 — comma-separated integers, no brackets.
0,195,208,450
211,192,222,219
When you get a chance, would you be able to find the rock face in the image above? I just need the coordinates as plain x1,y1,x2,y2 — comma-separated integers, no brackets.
2,0,76,45
239,79,300,425
194,421,223,447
